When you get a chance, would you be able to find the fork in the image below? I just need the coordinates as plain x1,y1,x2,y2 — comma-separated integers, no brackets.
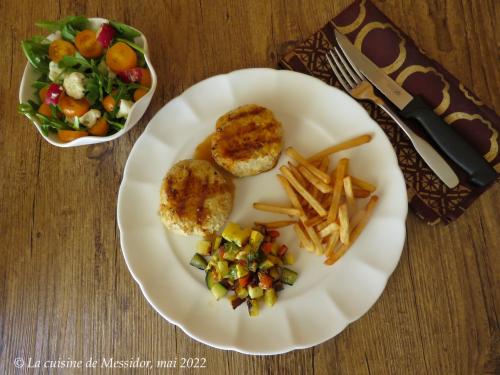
326,48,459,189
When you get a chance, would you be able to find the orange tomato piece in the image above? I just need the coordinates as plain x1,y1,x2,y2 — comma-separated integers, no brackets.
88,118,109,136
106,42,137,72
48,39,76,62
102,95,116,112
57,129,88,142
38,86,49,102
75,30,103,59
59,93,90,118
133,88,148,101
139,68,152,87
38,103,52,117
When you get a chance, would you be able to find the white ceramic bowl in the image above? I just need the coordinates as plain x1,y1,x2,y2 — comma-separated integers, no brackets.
18,17,157,147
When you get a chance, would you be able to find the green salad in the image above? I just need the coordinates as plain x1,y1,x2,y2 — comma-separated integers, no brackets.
19,16,152,142
190,222,298,317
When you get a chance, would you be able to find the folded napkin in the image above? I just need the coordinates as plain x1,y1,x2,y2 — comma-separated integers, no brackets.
280,0,499,224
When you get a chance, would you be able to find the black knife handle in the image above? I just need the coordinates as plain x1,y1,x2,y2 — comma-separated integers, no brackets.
400,96,497,187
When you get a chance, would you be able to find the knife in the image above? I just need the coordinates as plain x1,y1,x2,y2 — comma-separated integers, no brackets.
335,30,497,187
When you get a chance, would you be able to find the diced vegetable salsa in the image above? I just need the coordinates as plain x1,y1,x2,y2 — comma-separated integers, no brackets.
19,16,152,142
189,222,298,317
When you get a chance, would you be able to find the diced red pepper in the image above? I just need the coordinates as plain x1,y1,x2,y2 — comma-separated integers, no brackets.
278,244,288,257
238,260,247,266
239,274,250,288
117,67,143,83
269,230,280,239
96,23,117,48
258,272,273,289
262,242,273,254
44,83,63,105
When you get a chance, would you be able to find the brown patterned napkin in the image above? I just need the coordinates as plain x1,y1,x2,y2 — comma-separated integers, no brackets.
280,0,499,224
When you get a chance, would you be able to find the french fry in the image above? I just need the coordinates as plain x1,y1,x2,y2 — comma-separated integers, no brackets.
294,223,315,252
298,166,333,194
338,203,350,244
325,196,379,265
327,158,349,222
304,215,323,227
307,134,372,162
324,228,340,257
319,156,330,172
353,188,371,198
350,176,377,192
277,175,305,216
343,176,355,213
253,203,301,217
255,220,297,229
280,166,327,217
315,220,331,232
286,147,331,184
287,162,307,187
319,222,339,238
302,223,324,255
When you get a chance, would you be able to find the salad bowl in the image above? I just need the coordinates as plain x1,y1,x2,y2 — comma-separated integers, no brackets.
18,17,157,147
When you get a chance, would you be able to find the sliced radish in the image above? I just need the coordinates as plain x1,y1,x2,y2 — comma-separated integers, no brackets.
96,24,117,48
117,67,143,83
44,83,64,105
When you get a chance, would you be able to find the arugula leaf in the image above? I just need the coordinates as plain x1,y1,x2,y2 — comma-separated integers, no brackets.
21,37,50,73
61,23,79,41
36,16,89,34
59,53,92,70
105,115,125,130
116,38,145,56
32,80,49,90
18,101,69,133
109,20,141,40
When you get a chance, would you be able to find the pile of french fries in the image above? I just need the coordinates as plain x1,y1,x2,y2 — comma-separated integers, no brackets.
254,134,378,265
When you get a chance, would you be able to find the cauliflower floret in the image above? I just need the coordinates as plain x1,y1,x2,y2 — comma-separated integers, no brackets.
63,72,86,99
79,109,101,128
48,61,67,83
116,99,134,119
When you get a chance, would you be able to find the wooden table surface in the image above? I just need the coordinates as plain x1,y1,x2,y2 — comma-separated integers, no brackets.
1,0,499,374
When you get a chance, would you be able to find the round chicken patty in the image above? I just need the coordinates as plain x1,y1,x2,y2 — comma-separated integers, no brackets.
159,159,233,236
211,104,283,177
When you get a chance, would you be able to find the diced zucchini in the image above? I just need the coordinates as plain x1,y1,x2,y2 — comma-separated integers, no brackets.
281,268,298,286
229,295,245,309
210,283,227,300
223,242,240,261
217,261,229,277
236,286,249,299
212,236,222,251
267,254,283,266
269,266,280,280
249,230,264,250
247,249,263,263
258,259,274,271
196,240,212,255
248,261,258,272
221,222,252,247
236,264,249,279
205,270,217,289
236,244,251,260
284,252,295,265
264,288,277,307
247,299,260,317
248,285,263,299
229,264,238,280
190,253,208,270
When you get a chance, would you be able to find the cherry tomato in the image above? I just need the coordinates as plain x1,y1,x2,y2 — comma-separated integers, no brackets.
38,103,52,117
102,95,116,112
139,68,152,87
75,30,103,58
88,118,109,136
106,42,137,72
57,130,88,142
38,86,49,102
48,39,76,62
59,93,90,118
133,88,148,101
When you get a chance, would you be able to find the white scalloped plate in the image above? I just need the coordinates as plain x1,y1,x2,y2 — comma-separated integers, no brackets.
117,68,408,355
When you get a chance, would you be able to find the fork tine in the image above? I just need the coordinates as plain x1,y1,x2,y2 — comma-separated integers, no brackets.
333,47,362,84
334,46,364,82
326,51,352,92
328,49,357,89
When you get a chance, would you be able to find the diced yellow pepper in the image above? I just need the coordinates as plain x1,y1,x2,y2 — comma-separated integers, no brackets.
196,240,211,255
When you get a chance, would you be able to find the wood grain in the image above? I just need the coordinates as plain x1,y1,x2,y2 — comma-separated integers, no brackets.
0,0,498,374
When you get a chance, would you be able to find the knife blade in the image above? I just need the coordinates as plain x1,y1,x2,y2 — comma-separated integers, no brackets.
335,30,497,187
